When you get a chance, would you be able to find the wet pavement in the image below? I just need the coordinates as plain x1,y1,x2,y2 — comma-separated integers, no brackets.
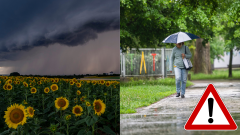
120,80,240,135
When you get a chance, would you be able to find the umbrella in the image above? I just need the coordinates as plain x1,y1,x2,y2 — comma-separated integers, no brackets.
162,32,200,44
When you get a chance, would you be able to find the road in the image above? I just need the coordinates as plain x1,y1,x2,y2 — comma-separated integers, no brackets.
120,80,240,135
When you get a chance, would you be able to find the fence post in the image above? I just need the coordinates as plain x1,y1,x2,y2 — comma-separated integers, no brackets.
161,48,165,78
164,47,167,78
122,53,126,77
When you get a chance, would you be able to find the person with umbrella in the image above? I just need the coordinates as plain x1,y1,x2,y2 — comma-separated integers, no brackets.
163,32,199,98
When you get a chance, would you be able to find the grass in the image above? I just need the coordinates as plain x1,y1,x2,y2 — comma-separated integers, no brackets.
120,78,194,114
189,68,240,80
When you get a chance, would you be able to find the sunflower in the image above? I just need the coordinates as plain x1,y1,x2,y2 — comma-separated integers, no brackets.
27,106,35,118
86,102,91,107
30,87,37,94
54,79,59,83
92,80,97,85
23,100,28,105
4,103,28,129
65,114,71,121
49,124,57,133
14,81,17,85
7,79,12,84
80,96,85,102
74,98,78,103
87,81,90,84
3,84,8,90
69,81,75,85
7,84,13,90
105,81,111,87
51,79,55,83
100,80,105,85
44,87,50,94
93,99,106,116
37,81,41,85
104,93,107,96
55,97,69,110
23,82,28,87
50,84,58,92
76,83,81,88
73,78,77,83
72,105,83,117
76,90,81,95
17,81,20,85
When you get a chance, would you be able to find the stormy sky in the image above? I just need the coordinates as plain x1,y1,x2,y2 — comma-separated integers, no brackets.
0,0,120,75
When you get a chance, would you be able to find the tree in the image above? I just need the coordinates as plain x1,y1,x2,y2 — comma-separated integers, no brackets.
10,72,20,76
121,0,223,75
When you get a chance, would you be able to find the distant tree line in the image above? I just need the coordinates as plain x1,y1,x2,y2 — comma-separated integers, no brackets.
7,72,120,79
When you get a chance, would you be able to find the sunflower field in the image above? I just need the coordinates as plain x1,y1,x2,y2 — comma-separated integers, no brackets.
0,76,120,135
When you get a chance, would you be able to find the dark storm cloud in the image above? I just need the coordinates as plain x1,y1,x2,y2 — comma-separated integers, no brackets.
0,0,119,55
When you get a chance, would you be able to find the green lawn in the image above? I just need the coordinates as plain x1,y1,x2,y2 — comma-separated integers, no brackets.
189,68,240,80
120,78,193,114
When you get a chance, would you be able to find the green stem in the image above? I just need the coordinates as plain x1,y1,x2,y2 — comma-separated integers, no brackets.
111,87,112,98
92,124,95,135
17,126,20,135
67,123,69,135
42,94,45,110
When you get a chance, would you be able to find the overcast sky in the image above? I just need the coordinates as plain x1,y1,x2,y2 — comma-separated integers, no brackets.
0,0,120,75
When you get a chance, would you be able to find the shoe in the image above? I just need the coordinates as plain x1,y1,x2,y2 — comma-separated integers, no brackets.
181,95,185,98
176,93,180,97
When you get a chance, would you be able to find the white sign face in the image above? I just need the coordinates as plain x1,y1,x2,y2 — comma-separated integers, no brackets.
185,84,237,130
192,93,229,125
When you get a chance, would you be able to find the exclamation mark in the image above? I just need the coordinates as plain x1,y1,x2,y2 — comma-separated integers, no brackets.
208,98,214,123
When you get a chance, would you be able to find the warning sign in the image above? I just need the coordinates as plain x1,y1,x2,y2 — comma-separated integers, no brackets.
185,84,238,130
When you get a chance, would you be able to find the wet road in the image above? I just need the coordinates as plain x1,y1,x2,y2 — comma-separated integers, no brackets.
120,80,240,135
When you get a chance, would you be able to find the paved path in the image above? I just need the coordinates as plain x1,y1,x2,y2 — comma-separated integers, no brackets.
120,80,240,135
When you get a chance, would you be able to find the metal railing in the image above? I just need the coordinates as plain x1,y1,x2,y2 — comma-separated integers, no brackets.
120,48,174,77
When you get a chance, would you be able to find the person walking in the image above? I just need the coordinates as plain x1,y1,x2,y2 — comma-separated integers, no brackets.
169,42,192,98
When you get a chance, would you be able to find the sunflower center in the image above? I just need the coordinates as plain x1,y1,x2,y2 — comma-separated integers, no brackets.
29,109,33,114
95,103,102,112
10,108,24,123
53,86,56,89
74,108,80,113
7,85,11,89
32,89,36,92
57,99,66,107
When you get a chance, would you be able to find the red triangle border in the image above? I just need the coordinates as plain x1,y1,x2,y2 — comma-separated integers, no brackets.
184,84,238,130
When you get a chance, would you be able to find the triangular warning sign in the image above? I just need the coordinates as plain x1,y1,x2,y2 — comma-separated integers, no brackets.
185,84,238,130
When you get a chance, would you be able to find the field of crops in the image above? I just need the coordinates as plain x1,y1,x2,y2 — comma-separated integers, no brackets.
0,76,120,135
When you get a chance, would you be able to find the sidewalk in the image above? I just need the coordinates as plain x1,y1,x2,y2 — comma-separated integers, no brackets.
120,80,240,135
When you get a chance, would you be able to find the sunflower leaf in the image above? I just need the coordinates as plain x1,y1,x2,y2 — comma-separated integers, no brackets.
55,132,65,135
87,131,92,135
85,116,91,126
77,129,86,135
102,125,116,135
48,112,56,117
75,119,85,125
43,107,50,113
0,129,10,135
93,115,98,121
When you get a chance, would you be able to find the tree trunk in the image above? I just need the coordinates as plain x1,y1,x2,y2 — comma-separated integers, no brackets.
228,49,233,78
194,37,211,74
206,42,212,74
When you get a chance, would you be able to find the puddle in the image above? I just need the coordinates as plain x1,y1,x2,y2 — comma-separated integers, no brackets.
120,113,240,135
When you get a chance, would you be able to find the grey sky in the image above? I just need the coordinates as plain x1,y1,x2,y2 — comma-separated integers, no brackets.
0,0,120,75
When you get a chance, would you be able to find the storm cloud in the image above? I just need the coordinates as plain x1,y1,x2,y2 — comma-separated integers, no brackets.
0,0,119,55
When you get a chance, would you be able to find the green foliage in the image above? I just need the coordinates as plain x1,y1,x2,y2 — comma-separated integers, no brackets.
120,78,194,114
120,0,221,51
209,36,225,64
0,77,120,134
189,68,240,80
